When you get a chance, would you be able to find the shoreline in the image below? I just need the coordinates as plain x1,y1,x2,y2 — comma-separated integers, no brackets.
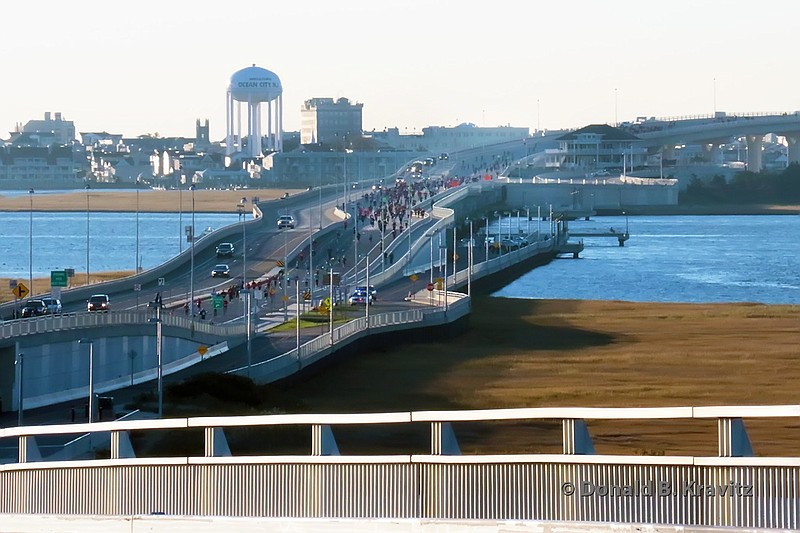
0,190,797,215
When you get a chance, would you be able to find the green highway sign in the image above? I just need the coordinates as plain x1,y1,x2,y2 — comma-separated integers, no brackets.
51,270,68,287
212,295,224,309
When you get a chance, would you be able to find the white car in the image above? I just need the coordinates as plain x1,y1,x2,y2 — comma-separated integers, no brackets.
277,215,295,229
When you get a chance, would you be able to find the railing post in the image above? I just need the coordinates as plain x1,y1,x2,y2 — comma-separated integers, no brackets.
18,435,42,463
562,419,595,455
204,427,231,457
110,430,136,459
311,424,340,456
431,422,461,455
718,417,754,457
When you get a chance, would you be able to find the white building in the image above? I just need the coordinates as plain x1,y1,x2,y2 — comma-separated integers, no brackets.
300,97,363,146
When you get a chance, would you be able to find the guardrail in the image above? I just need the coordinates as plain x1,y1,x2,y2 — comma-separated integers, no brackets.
0,310,246,341
0,405,798,527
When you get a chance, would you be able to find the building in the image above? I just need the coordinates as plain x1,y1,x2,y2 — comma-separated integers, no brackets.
0,145,85,187
300,98,363,146
554,124,646,173
9,112,76,146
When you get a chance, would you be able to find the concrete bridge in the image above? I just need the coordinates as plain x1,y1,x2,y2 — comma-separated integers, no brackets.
626,111,800,171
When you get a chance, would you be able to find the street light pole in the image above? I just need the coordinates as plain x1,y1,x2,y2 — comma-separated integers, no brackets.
136,188,140,273
85,185,90,286
148,308,163,418
189,185,196,316
28,189,33,293
79,339,94,423
283,230,289,322
15,350,23,427
466,218,473,297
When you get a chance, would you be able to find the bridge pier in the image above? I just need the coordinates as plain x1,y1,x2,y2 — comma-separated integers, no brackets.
786,133,800,164
746,135,763,171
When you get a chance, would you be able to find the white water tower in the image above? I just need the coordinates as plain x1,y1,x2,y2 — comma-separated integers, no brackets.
226,65,283,157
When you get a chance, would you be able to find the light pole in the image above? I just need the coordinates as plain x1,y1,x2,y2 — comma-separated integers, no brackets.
295,280,300,357
148,309,163,418
496,213,502,255
28,188,33,292
483,217,489,260
179,188,183,253
15,350,23,427
135,188,140,273
240,289,252,377
78,338,94,423
428,231,435,284
189,185,196,316
85,184,90,285
283,229,289,322
525,206,530,235
466,217,473,297
328,267,334,344
237,197,248,286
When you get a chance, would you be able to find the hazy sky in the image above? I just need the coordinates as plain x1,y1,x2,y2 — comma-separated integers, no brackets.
2,0,797,141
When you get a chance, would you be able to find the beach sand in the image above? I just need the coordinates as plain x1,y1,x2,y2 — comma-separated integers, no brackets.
0,188,303,213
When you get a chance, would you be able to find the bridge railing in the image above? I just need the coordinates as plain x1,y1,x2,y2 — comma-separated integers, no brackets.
0,310,246,341
1,405,799,526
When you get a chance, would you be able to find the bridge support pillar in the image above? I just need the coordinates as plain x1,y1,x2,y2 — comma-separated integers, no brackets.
746,135,763,172
786,134,800,164
701,143,715,163
431,422,461,455
204,427,231,457
661,145,675,162
111,430,136,459
562,419,595,454
718,417,753,457
18,435,42,463
312,424,340,456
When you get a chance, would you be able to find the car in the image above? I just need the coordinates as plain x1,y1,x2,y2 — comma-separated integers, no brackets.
355,285,377,301
211,264,231,277
439,152,449,160
348,289,373,306
215,242,235,257
280,192,290,199
277,215,295,229
41,297,63,315
87,294,110,312
21,299,47,318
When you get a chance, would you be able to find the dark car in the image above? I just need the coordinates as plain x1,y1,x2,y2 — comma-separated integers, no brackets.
215,242,235,257
21,299,47,318
211,264,231,278
87,294,110,312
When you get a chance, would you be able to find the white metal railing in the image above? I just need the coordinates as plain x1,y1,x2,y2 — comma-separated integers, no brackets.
1,405,799,526
1,310,246,340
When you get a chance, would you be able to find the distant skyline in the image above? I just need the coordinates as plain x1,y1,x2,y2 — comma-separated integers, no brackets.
2,0,798,142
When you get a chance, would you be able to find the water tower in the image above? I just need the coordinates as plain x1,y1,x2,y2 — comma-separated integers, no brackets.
226,65,283,157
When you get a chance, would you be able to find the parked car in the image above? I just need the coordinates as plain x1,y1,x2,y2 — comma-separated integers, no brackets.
21,299,47,318
211,264,231,277
41,297,63,315
215,242,235,257
277,215,295,229
87,294,110,312
348,289,373,306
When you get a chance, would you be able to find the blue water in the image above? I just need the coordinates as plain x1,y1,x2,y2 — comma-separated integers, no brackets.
493,215,800,305
0,211,239,278
2,209,799,305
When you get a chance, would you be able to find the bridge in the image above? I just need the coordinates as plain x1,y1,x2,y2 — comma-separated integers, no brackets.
0,143,681,529
0,405,796,530
624,111,800,171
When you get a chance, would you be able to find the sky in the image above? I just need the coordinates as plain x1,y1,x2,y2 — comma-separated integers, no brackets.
2,0,798,141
